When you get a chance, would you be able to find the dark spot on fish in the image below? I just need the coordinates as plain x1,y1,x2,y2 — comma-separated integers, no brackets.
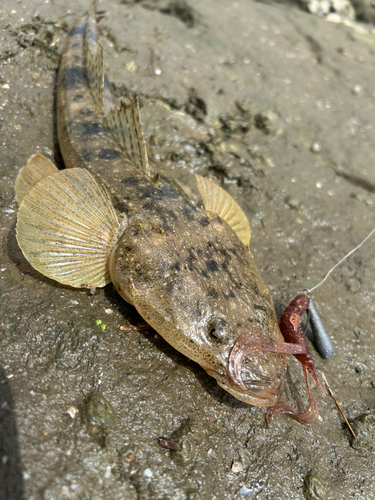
221,261,228,271
196,249,202,256
228,248,237,256
98,148,122,160
186,256,194,270
161,221,172,233
72,24,85,37
80,108,94,118
71,41,80,49
141,200,154,212
182,206,194,219
250,281,259,295
201,269,208,279
139,185,163,200
170,262,181,273
224,290,236,299
206,260,219,273
122,176,141,187
60,65,84,91
248,318,255,323
163,281,174,294
253,304,267,312
199,216,210,227
207,288,219,299
81,120,102,137
73,93,84,102
81,149,93,162
166,209,178,221
188,247,197,261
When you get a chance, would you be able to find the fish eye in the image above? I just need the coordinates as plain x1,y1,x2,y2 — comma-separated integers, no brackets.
207,317,229,344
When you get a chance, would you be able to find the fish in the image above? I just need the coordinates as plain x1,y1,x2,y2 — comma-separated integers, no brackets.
14,7,320,422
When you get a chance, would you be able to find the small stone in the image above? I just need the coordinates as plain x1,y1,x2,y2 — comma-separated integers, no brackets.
238,486,252,496
232,461,245,473
304,473,327,500
124,453,135,463
350,412,375,449
287,198,301,209
65,406,79,419
311,142,321,153
352,84,362,95
143,468,153,478
155,67,162,76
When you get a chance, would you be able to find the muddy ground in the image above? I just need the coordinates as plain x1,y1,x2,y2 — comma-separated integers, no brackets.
1,0,375,498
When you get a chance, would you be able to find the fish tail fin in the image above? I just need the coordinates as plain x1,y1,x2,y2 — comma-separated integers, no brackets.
15,154,58,206
16,160,120,288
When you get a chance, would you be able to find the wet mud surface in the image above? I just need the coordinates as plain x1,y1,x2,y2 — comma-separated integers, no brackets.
1,0,375,498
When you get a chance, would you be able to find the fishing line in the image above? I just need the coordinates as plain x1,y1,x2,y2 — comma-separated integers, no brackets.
304,227,375,295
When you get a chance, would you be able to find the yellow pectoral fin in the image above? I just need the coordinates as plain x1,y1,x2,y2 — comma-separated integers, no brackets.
15,154,58,205
16,165,120,288
195,174,251,246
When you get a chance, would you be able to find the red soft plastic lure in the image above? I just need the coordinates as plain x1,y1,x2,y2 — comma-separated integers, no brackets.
228,294,325,424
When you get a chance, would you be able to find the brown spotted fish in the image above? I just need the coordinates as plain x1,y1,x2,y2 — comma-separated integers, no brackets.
15,7,322,422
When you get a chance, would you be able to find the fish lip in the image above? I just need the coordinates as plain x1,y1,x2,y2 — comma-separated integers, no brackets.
226,331,285,397
205,367,282,401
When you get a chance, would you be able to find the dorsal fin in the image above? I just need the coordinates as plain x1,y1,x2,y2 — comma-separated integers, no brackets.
85,7,104,112
15,154,58,205
195,174,251,246
104,98,150,176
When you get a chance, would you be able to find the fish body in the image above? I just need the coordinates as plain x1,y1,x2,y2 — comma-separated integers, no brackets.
15,9,288,410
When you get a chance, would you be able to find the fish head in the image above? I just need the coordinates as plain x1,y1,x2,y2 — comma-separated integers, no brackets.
110,214,287,407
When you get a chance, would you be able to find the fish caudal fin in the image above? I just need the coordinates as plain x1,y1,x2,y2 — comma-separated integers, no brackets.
104,98,150,176
16,157,120,288
15,154,58,205
195,175,251,246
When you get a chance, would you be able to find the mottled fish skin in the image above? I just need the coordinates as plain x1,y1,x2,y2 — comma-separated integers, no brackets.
57,11,287,407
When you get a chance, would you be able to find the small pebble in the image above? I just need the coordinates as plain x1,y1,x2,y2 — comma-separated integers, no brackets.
124,453,135,463
143,468,153,478
232,461,245,473
155,67,162,76
238,486,252,496
311,142,321,153
352,84,361,95
65,406,79,419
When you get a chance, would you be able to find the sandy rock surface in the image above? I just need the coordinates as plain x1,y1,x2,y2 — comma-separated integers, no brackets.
1,0,375,499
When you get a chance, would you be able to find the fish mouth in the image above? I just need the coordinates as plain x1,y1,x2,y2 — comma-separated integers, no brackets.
205,367,282,402
223,331,286,401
